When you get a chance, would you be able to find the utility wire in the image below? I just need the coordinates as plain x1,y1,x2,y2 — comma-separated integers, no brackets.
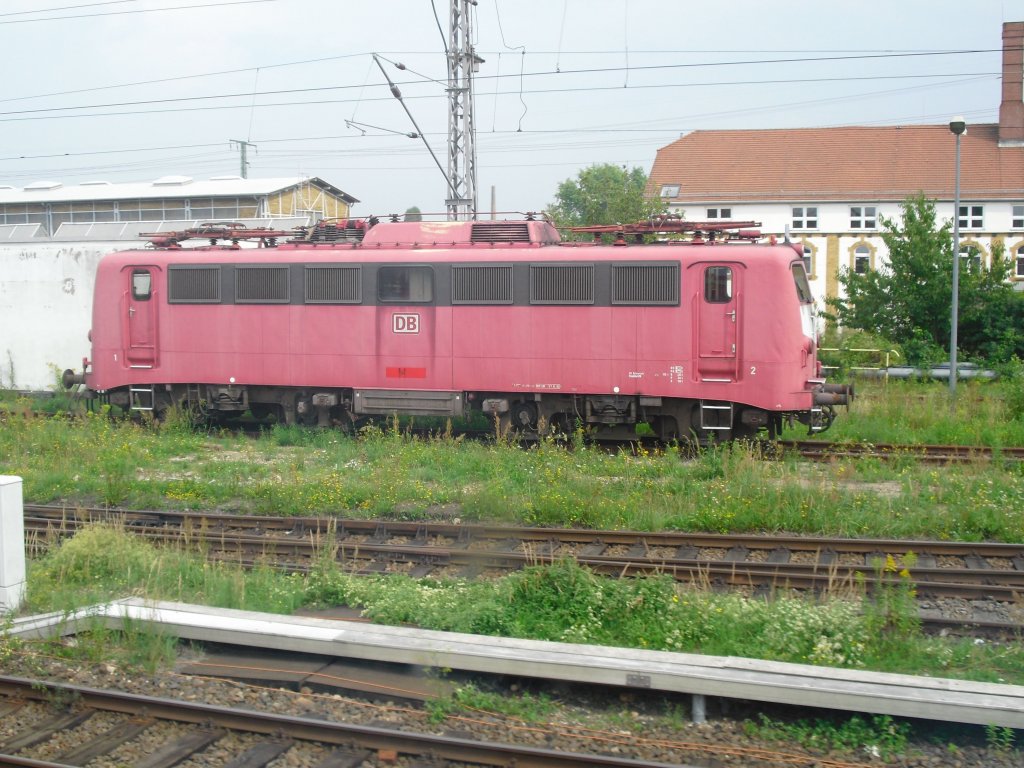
0,1,135,17
428,0,449,56
372,54,456,197
0,0,277,25
0,45,1008,106
0,71,996,122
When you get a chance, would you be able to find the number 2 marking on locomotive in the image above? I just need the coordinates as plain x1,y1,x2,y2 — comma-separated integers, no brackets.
750,366,757,376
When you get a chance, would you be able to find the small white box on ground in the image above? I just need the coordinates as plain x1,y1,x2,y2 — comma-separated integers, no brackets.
0,477,26,611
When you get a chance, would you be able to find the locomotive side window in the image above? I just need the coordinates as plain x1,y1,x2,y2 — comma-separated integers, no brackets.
378,266,433,303
703,266,732,303
236,266,289,304
305,265,362,303
452,264,514,304
791,264,814,304
169,265,220,303
131,270,152,300
611,263,680,305
530,264,594,304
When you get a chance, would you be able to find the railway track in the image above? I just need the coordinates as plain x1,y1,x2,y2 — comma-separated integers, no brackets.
782,440,1024,463
0,675,686,768
24,504,1024,633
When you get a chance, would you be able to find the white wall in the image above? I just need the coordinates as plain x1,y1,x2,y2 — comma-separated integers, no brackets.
0,241,133,390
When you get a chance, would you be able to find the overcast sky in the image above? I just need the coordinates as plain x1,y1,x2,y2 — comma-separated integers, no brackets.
0,0,1018,216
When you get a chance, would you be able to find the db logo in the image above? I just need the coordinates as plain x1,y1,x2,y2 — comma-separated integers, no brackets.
392,313,420,333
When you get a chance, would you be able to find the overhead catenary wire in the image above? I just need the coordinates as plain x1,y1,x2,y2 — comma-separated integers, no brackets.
494,0,527,131
372,54,457,198
0,0,278,25
0,45,1010,109
0,71,997,123
0,0,135,17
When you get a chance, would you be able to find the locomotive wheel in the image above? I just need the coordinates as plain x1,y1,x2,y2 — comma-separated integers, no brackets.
510,401,538,430
249,404,282,423
650,415,679,441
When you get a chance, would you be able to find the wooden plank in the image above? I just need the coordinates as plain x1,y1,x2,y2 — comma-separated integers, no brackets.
0,710,93,752
222,740,292,768
55,718,155,766
312,747,372,767
133,728,225,768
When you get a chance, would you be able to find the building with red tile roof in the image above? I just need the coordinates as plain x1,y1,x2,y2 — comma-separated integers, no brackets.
648,22,1024,305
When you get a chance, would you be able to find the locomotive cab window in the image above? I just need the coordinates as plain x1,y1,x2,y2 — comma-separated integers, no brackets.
791,263,813,304
378,266,433,303
131,270,152,300
703,266,732,303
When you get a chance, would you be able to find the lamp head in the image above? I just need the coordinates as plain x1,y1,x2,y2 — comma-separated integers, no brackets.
949,116,967,136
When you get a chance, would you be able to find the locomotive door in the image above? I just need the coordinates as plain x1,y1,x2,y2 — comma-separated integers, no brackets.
695,263,741,381
374,265,447,387
123,266,159,367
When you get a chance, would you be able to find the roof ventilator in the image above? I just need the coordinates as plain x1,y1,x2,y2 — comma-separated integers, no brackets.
470,221,531,243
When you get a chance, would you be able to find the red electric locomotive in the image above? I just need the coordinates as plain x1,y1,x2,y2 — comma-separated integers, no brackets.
64,216,850,441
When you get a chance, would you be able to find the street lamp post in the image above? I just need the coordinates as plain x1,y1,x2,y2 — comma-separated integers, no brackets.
949,116,966,402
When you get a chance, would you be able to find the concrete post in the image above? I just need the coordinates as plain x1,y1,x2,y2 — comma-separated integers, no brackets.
0,477,26,611
692,693,706,724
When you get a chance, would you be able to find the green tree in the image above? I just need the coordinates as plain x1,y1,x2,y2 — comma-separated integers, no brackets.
827,195,1024,365
546,164,663,229
957,239,1024,363
404,206,422,221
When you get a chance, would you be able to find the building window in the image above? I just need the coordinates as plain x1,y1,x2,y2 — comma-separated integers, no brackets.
958,205,983,229
792,206,818,230
850,206,876,230
959,244,982,271
1016,245,1024,278
854,245,871,274
1012,205,1024,229
707,208,731,219
659,184,680,198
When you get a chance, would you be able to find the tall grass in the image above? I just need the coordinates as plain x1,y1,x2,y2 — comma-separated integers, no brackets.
811,377,1024,446
21,526,1024,685
2,397,1023,542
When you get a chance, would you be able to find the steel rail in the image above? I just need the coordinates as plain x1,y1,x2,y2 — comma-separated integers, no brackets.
0,675,689,768
784,440,1024,463
23,503,1024,558
23,505,1024,608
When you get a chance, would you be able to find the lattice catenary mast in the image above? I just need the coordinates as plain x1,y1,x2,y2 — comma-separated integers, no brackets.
446,0,481,220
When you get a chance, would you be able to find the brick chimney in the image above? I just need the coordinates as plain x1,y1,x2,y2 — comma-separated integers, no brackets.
999,21,1024,146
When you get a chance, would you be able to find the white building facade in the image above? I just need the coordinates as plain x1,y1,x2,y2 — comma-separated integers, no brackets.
648,22,1024,314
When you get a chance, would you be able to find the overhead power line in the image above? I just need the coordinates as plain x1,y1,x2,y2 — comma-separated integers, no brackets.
0,0,277,24
0,45,1010,106
0,1,135,17
0,71,996,123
